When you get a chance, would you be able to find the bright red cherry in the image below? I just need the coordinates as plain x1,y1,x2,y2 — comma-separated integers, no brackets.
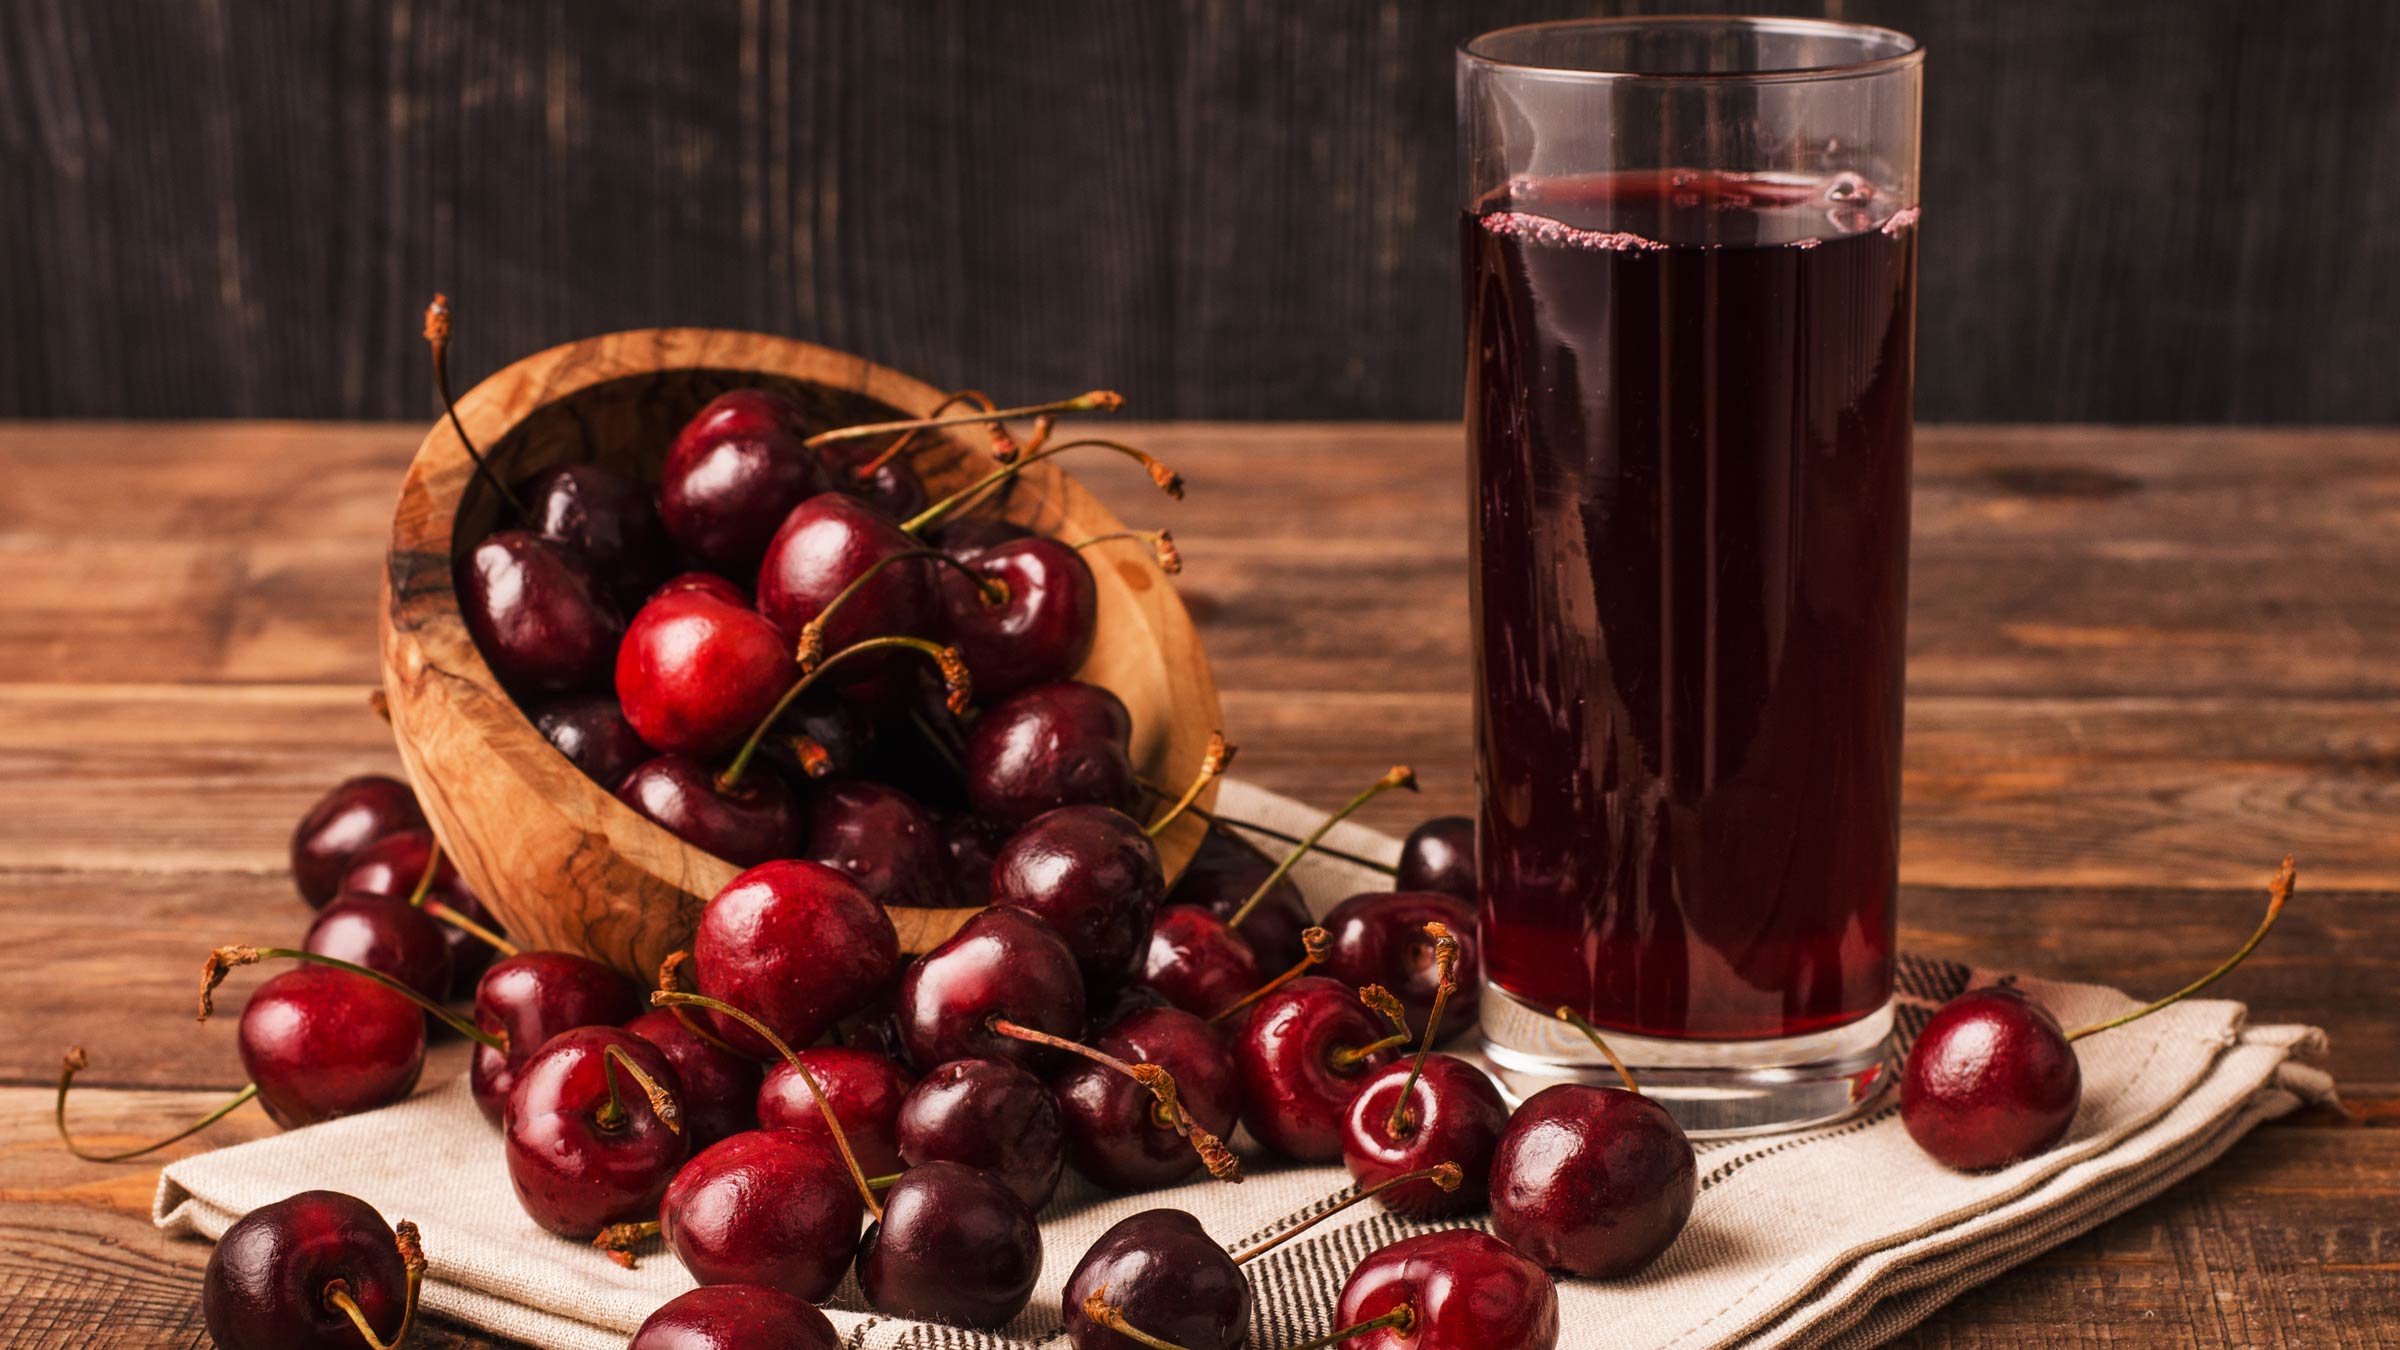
455,529,623,696
659,388,834,573
756,1046,914,1177
650,570,751,607
1231,975,1408,1162
616,589,795,758
203,1191,425,1350
1330,1230,1559,1350
469,950,644,1126
658,1128,865,1302
1340,927,1504,1217
236,966,426,1129
289,775,424,908
896,907,1087,1072
938,535,1099,701
503,1026,689,1238
963,681,1141,828
895,1056,1066,1210
629,1284,840,1350
693,859,901,1059
615,754,803,867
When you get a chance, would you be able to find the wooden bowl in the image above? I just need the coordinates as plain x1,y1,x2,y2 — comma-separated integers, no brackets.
380,328,1221,980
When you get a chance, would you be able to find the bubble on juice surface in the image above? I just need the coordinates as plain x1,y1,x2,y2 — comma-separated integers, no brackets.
1481,210,1664,253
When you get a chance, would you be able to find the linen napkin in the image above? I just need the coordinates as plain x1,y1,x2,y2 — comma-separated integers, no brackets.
157,779,2335,1349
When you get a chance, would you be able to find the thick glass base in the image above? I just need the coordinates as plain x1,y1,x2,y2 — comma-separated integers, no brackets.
1480,983,1895,1138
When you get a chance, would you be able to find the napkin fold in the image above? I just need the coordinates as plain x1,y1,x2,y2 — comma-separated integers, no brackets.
158,780,2334,1349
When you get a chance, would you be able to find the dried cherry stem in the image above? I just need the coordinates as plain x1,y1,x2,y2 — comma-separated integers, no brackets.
1385,923,1462,1138
592,1219,660,1270
201,946,504,1051
325,1219,424,1350
988,1017,1241,1182
652,991,884,1219
422,899,519,957
1227,767,1419,930
783,732,836,779
422,294,527,521
1074,529,1182,575
1282,1307,1417,1350
403,839,443,908
55,1047,259,1162
1555,1008,1640,1093
1080,1288,1193,1350
655,952,745,1055
1231,1163,1462,1266
2069,855,2296,1042
1138,797,1398,875
1332,985,1415,1070
806,390,1120,449
853,389,1016,477
796,549,1004,670
1208,927,1329,1025
595,1042,682,1136
717,636,971,792
1145,731,1234,838
904,438,1184,537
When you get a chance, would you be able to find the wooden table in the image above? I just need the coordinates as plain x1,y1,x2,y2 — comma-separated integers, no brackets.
0,422,2391,1347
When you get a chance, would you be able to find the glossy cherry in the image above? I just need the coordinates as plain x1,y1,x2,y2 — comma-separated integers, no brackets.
1341,925,1505,1217
615,589,795,758
895,1056,1066,1209
289,775,424,908
693,859,901,1058
857,1160,1043,1329
1320,891,1481,1043
659,388,834,573
1141,906,1261,1019
625,1008,763,1148
1328,1229,1559,1350
236,965,427,1128
819,436,930,520
456,529,623,696
470,950,645,1126
939,535,1099,701
800,779,952,907
503,1026,688,1238
522,461,672,609
896,907,1088,1072
302,894,454,1003
756,1046,915,1176
1054,1005,1242,1190
629,1284,840,1350
657,1128,864,1302
334,829,503,992
963,680,1141,828
1232,975,1408,1162
1394,815,1476,901
202,1190,425,1350
616,754,802,867
1169,822,1314,970
754,494,939,688
530,692,655,787
992,804,1166,988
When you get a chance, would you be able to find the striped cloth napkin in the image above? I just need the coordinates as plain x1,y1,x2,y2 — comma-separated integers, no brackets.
156,779,2334,1349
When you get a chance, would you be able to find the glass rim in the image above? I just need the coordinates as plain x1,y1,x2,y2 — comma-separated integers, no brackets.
1458,15,1924,86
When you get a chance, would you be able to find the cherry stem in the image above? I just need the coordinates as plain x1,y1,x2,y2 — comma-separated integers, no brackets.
784,733,835,779
805,389,1121,449
1282,1306,1418,1350
717,636,971,791
903,438,1183,537
2069,855,2297,1042
54,1047,259,1162
1081,1288,1195,1350
988,1018,1241,1182
865,1171,904,1189
593,1219,661,1270
1331,986,1414,1070
404,838,443,908
201,946,503,1052
422,294,528,521
851,388,1002,478
1226,767,1418,930
653,991,884,1219
1145,731,1234,838
421,899,519,957
1208,926,1329,1025
596,1043,682,1136
1138,795,1398,875
325,1219,422,1350
1386,924,1461,1138
1555,1007,1640,1093
656,951,747,1057
1074,530,1182,575
797,549,1006,672
1231,1162,1462,1266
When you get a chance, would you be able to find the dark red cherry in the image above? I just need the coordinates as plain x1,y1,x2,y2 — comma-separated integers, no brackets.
857,1160,1042,1329
1141,905,1261,1019
456,529,623,696
928,516,1034,555
1054,1006,1241,1191
1341,1055,1509,1218
660,1128,865,1303
896,907,1087,1072
1489,1082,1696,1278
936,812,1005,908
630,1284,840,1350
616,754,802,867
895,1057,1066,1209
1062,1209,1248,1350
694,859,901,1059
754,494,938,691
963,681,1141,828
470,950,645,1126
819,437,930,519
1395,816,1476,901
650,570,751,607
1334,1230,1560,1350
660,389,834,573
1900,986,2083,1171
625,1009,764,1148
1232,975,1405,1162
531,692,655,787
801,779,951,908
939,536,1099,701
1321,891,1481,1043
756,1046,914,1177
302,894,453,1003
616,590,795,758
503,1026,689,1238
522,461,672,609
240,966,427,1129
760,689,877,783
1169,822,1314,970
202,1190,422,1350
289,775,424,908
991,805,1165,988
335,830,502,993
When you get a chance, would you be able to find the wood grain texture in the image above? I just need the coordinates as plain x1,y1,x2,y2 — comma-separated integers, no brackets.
4,3,2398,424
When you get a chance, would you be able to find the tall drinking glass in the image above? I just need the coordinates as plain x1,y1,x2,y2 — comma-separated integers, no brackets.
1461,18,1923,1134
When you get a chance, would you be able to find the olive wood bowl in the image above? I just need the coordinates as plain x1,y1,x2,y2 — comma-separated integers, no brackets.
380,328,1221,980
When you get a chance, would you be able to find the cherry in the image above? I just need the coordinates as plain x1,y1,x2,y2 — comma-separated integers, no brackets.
655,1128,865,1302
1323,1229,1559,1350
939,535,1099,700
801,779,952,908
1232,976,1409,1162
615,588,795,758
1142,906,1262,1019
896,907,1087,1072
1320,890,1481,1044
857,1160,1042,1329
456,529,623,696
469,950,645,1126
650,571,751,607
991,805,1168,989
963,681,1141,828
759,688,877,783
1394,816,1476,901
202,1191,425,1350
819,437,930,519
615,754,802,866
521,461,672,609
289,775,424,908
659,388,834,573
302,894,454,1003
929,516,1034,554
624,1008,762,1149
333,829,506,992
895,1057,1066,1209
530,692,655,787
937,812,1005,908
1054,1005,1242,1190
1903,857,2294,1171
503,1025,687,1238
1340,927,1505,1217
1168,822,1314,970
756,1046,915,1176
1489,1011,1696,1278
755,494,939,692
629,1285,840,1350
692,859,900,1058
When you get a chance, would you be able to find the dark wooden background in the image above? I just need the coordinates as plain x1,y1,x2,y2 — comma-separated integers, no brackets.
5,0,2397,424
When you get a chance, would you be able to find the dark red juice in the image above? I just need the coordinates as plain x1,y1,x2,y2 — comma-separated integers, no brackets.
1465,171,1917,1042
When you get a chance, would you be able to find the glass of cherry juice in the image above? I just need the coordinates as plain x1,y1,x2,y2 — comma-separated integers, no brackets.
1461,18,1924,1134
